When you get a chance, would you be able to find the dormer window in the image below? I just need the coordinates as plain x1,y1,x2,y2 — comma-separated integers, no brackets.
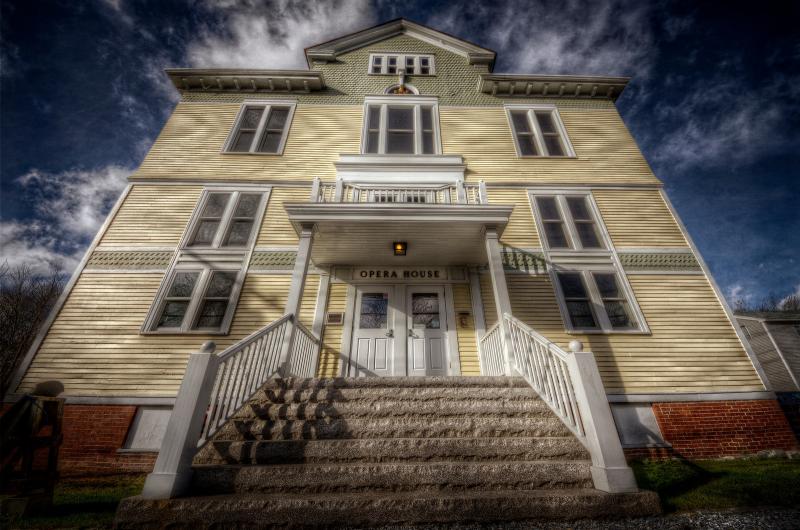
362,96,440,155
369,54,435,75
224,101,296,154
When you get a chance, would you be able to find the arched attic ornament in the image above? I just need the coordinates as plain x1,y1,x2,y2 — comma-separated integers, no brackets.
384,68,419,95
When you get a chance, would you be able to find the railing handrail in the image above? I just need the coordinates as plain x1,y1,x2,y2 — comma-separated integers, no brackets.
478,312,638,493
314,180,485,205
215,313,294,361
141,312,321,499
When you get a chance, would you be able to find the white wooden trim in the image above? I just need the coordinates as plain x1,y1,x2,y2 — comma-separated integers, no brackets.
284,224,314,316
361,96,441,156
608,391,776,403
221,100,297,155
339,284,357,377
659,190,771,391
6,184,133,396
443,283,461,376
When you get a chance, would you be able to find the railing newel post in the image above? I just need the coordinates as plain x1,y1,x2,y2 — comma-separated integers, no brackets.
141,342,219,499
310,177,321,202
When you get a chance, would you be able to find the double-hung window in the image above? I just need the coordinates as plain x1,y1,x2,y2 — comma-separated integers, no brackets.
369,54,434,75
145,188,269,334
531,190,646,333
507,106,573,157
555,270,637,331
362,96,440,155
225,101,296,154
533,195,604,250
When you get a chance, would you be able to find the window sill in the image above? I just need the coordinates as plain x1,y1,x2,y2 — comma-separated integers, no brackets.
565,329,651,336
221,151,285,156
140,330,230,336
517,155,578,159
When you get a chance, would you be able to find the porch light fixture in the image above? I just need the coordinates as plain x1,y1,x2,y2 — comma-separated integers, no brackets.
393,241,407,256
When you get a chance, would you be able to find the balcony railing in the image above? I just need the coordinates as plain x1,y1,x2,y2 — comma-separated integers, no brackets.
311,178,487,205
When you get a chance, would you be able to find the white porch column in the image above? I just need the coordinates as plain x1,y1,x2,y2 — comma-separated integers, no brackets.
285,223,315,316
280,223,315,374
484,227,514,375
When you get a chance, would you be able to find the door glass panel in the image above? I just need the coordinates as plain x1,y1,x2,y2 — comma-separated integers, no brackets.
412,293,440,329
359,293,388,329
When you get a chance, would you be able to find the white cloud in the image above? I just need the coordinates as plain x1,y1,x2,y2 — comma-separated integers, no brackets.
2,166,131,275
186,0,378,69
426,0,671,77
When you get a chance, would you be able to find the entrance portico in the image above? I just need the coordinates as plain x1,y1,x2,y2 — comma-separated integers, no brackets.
283,195,514,377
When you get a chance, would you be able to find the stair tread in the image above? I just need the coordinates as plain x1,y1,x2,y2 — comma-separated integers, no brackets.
193,459,593,469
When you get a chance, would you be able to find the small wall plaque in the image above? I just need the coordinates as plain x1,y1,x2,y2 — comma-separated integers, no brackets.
326,312,344,325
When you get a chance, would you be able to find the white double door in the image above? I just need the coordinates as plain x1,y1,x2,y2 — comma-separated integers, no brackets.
352,285,449,377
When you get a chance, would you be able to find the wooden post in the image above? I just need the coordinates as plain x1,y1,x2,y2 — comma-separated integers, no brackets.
456,180,467,203
310,177,321,202
279,223,314,375
484,227,513,375
479,180,488,204
141,341,219,499
566,340,638,493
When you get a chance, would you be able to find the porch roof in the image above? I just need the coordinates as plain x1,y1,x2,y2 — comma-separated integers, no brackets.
283,203,513,266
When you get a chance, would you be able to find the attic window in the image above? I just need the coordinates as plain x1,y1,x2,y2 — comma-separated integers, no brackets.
369,54,435,75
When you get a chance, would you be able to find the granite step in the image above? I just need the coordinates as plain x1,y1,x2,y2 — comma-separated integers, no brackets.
116,488,661,528
191,460,594,495
257,385,543,405
214,414,572,441
235,396,553,421
261,376,530,391
193,436,589,465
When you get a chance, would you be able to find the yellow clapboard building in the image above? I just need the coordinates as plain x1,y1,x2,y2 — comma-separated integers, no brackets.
8,19,797,524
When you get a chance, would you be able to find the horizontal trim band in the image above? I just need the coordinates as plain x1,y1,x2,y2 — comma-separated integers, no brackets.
608,391,774,403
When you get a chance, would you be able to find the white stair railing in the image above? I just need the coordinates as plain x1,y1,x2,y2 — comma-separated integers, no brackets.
479,313,638,494
141,313,319,499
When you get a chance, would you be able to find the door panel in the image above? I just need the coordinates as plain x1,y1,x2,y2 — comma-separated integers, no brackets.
352,287,394,377
407,286,448,376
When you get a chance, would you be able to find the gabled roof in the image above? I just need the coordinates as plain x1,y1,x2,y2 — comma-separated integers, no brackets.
305,18,496,70
736,311,800,322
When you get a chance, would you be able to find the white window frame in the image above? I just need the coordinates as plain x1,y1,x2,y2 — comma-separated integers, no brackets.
183,190,268,249
146,265,245,334
528,188,648,334
529,192,608,251
222,100,297,155
368,53,435,75
142,186,270,335
505,104,575,158
361,96,441,155
552,267,645,333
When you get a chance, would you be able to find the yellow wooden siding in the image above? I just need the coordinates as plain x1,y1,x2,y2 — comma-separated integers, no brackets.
480,273,763,393
18,272,320,396
440,107,659,185
100,185,201,246
256,187,310,246
485,188,540,248
134,104,362,181
133,104,658,186
317,282,348,377
452,283,480,375
593,189,688,248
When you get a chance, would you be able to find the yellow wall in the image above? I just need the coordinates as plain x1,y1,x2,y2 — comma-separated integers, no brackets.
481,272,763,393
132,103,658,186
257,186,311,246
317,282,349,377
593,189,688,248
19,272,317,396
453,283,480,375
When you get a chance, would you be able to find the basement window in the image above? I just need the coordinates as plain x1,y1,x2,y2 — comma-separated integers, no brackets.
506,105,574,157
362,96,440,155
369,54,435,75
225,101,296,154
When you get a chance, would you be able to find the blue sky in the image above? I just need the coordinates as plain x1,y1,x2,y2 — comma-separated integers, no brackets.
1,0,798,306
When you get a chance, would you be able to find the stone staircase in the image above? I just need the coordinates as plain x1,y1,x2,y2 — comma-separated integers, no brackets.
116,377,659,527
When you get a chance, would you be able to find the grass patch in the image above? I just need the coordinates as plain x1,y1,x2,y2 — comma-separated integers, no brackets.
632,458,800,512
4,474,145,529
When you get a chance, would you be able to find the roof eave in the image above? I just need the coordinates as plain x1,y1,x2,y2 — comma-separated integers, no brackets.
478,74,631,101
166,68,326,94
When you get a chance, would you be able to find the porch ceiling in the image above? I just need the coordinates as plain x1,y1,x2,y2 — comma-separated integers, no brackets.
284,203,513,266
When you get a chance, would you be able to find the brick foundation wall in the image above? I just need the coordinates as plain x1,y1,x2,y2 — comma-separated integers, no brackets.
59,405,156,476
625,399,798,460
